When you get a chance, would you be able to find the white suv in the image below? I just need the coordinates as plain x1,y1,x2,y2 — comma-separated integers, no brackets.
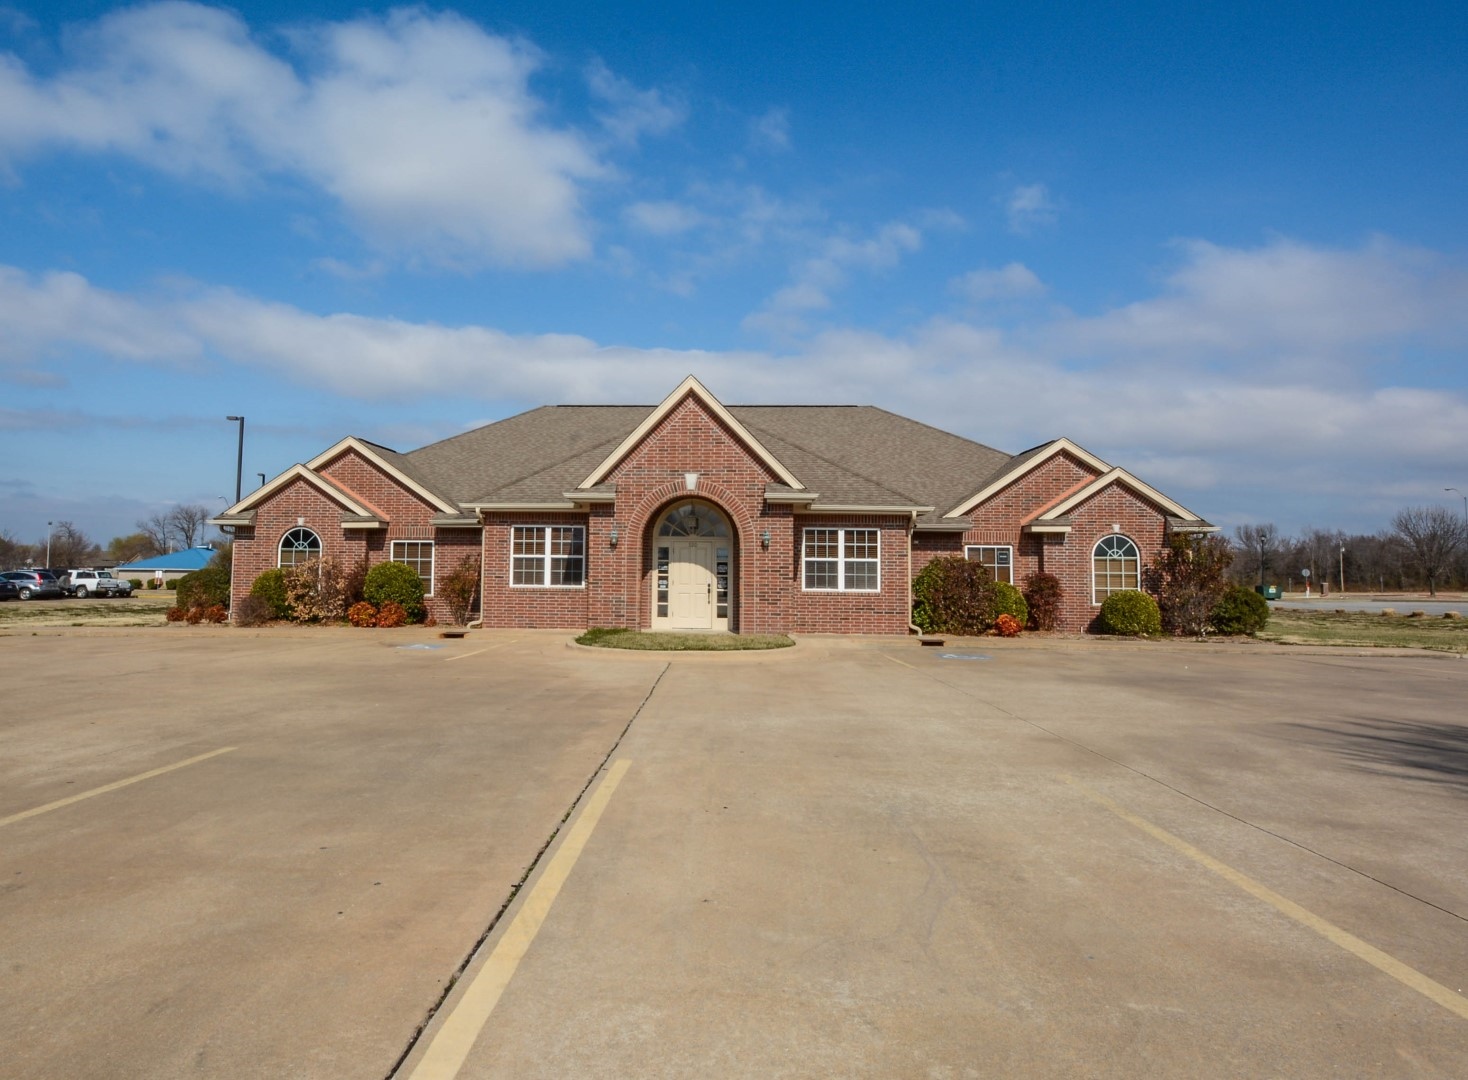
64,569,134,598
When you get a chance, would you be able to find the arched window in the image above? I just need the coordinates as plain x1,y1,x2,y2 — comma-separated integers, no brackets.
279,527,321,568
1092,535,1139,603
656,501,730,538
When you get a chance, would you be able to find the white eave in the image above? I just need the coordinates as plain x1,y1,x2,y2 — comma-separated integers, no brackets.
307,437,460,516
578,375,805,491
1035,467,1203,523
466,501,579,513
218,464,378,520
945,438,1111,519
799,504,935,515
1023,520,1073,534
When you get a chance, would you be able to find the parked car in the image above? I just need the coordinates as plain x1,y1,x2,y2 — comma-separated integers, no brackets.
1,569,65,600
0,578,18,601
61,569,134,598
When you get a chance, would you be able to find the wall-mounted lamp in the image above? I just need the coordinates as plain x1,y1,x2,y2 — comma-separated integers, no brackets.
760,529,771,549
609,525,620,548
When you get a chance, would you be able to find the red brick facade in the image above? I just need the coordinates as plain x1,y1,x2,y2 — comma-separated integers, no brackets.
225,389,1200,634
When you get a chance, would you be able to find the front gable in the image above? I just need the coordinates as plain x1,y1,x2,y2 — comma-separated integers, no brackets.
1032,467,1213,531
578,376,803,491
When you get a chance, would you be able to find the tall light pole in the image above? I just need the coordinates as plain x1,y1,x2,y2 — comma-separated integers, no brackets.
226,416,245,504
1339,543,1345,595
1448,487,1467,522
46,520,53,568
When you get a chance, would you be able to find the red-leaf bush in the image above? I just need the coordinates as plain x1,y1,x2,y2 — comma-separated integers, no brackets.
347,601,378,628
203,604,228,624
1022,572,1062,631
994,613,1022,637
375,600,408,628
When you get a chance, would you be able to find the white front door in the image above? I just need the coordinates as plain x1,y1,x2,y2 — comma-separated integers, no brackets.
668,540,715,629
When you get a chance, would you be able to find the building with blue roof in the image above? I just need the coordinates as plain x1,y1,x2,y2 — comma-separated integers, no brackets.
114,546,218,584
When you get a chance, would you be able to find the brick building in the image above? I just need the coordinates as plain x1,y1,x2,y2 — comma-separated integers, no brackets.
212,376,1214,633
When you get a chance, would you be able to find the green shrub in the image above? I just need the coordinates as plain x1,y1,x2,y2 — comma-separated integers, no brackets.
992,581,1028,628
1022,572,1062,631
363,561,426,623
1096,590,1161,636
1210,585,1270,635
176,565,230,612
128,579,143,590
165,579,178,590
249,568,291,619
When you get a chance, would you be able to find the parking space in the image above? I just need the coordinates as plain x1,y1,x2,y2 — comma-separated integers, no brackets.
4,631,1467,1078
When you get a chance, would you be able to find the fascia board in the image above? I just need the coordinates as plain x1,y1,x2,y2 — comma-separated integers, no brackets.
222,465,374,518
466,501,579,511
1023,523,1073,534
307,437,459,515
764,490,819,503
561,490,617,503
1038,467,1198,521
577,375,805,490
799,504,935,514
944,439,1112,519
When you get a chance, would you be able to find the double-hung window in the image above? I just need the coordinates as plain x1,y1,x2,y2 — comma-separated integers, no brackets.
390,540,434,594
802,528,880,591
964,545,1013,584
511,526,585,587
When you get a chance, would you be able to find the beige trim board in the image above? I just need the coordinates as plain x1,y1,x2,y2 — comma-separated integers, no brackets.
578,375,804,491
306,437,459,515
220,464,376,519
1037,467,1202,522
945,438,1111,519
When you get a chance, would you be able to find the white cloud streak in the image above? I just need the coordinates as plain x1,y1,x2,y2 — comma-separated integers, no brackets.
1005,182,1059,234
0,3,616,267
4,236,1467,517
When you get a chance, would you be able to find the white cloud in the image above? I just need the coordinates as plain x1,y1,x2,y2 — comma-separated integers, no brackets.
585,58,686,146
0,4,610,267
1004,183,1059,234
624,200,706,236
5,234,1467,527
1052,236,1468,368
951,263,1046,302
749,106,790,152
743,221,923,338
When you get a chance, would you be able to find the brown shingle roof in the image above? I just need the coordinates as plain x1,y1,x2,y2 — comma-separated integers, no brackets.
394,401,1019,519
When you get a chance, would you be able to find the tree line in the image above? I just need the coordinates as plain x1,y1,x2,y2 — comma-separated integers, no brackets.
0,504,217,571
1232,506,1468,596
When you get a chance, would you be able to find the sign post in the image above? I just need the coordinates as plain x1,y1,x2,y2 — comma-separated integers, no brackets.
1301,567,1311,598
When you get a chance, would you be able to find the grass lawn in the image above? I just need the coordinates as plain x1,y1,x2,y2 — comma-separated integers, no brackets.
576,627,794,651
1257,608,1468,653
0,591,176,629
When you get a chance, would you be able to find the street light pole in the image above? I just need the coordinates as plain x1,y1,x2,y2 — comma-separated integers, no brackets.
226,416,245,504
1339,543,1345,595
1448,487,1467,522
46,520,53,568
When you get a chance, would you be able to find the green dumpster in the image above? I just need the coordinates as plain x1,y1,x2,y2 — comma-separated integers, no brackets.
1254,584,1281,600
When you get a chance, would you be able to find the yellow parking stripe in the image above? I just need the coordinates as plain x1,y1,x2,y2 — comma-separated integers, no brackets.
1065,777,1468,1022
0,747,238,828
407,758,633,1079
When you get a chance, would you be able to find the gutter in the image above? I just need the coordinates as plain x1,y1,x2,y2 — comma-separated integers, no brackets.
907,510,923,636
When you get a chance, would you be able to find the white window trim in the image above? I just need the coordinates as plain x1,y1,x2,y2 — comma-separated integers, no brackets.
390,539,435,597
278,526,321,569
801,527,881,592
964,544,1014,584
1091,534,1140,605
509,525,586,589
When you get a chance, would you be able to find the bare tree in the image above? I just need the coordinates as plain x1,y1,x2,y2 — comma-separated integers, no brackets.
106,532,161,564
1232,523,1279,586
137,503,213,552
0,529,35,570
1391,506,1468,597
167,504,212,548
47,521,101,569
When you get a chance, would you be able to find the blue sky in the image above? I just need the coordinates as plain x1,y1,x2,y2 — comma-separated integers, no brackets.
3,1,1466,548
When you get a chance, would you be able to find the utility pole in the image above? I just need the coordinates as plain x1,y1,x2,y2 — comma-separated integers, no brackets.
45,521,53,568
226,416,245,504
1339,543,1345,595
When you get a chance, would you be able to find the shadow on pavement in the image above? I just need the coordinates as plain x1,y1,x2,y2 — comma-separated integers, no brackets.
1285,716,1468,794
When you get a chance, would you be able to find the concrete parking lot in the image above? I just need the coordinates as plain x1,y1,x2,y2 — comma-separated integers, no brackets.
3,629,1466,1078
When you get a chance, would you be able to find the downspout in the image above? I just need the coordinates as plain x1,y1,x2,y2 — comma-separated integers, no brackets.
466,508,485,629
907,510,923,636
